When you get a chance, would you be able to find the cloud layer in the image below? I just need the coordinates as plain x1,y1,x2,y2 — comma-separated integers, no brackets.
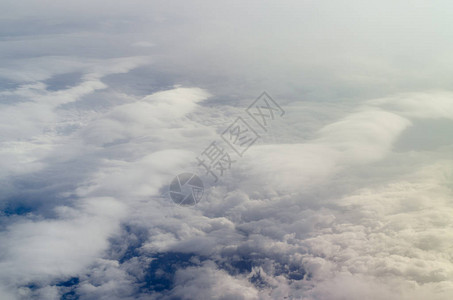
1,1,453,299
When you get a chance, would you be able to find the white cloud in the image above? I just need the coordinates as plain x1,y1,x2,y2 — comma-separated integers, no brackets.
0,197,126,292
169,261,260,300
1,1,453,299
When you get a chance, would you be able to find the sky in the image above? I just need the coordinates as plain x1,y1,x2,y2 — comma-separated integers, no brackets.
1,1,453,299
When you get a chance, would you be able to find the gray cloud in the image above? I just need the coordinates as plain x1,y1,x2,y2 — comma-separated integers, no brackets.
1,1,453,299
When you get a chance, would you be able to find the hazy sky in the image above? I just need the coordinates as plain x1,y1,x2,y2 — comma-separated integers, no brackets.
1,1,453,299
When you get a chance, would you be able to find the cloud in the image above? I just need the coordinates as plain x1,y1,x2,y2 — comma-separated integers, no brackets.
0,197,126,294
1,1,453,299
369,91,453,120
235,107,411,193
168,261,260,300
0,63,214,297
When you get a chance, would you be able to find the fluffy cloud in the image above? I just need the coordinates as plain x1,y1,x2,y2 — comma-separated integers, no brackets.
1,1,453,299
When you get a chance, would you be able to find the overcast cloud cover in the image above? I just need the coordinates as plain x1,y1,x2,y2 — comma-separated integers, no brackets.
1,1,453,299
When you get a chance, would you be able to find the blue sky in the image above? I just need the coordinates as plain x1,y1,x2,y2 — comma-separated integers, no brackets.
1,1,453,299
